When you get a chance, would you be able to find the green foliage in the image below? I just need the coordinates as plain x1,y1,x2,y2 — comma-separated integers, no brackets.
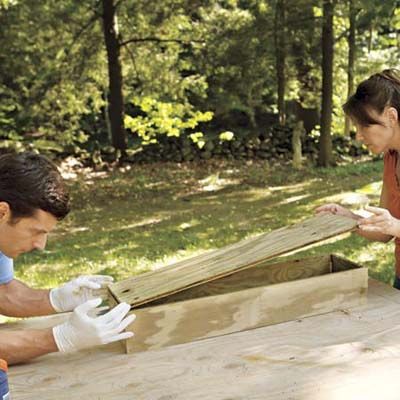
124,97,213,145
0,0,16,9
0,0,399,158
189,132,206,149
0,0,106,153
194,2,276,124
219,131,235,141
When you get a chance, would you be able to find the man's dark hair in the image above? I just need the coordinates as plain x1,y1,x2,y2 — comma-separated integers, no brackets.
0,152,70,220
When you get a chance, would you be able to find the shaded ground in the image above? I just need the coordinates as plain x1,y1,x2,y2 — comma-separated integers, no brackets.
15,158,393,289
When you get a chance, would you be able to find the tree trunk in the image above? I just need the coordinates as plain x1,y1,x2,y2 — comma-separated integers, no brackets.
318,0,334,167
344,0,356,136
104,87,113,142
274,0,286,125
292,120,303,170
368,22,373,53
101,0,127,153
398,26,400,53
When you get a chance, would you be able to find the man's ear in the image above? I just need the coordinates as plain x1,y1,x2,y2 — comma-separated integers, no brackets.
387,107,399,127
0,202,11,223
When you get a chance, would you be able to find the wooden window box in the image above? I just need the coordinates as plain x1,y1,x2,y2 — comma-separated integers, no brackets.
108,215,366,353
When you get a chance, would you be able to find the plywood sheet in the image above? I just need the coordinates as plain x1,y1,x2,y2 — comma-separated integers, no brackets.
8,279,400,400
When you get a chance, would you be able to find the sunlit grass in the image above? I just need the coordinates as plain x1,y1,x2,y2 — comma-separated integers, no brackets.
15,158,395,290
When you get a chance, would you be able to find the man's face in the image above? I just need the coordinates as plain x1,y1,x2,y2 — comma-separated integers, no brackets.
0,204,58,259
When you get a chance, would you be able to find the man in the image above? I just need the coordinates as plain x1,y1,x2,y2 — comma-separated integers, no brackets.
0,152,135,397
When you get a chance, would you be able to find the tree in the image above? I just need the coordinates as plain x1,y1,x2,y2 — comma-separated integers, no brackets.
274,0,286,125
0,0,399,162
101,0,127,153
344,0,356,136
0,0,107,152
319,0,335,167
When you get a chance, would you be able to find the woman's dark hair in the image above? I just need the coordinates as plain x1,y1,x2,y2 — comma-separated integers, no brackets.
343,69,400,126
0,152,70,221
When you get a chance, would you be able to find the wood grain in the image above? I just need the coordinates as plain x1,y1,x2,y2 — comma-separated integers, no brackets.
124,260,367,353
109,214,357,307
142,255,331,306
9,279,400,400
331,254,364,272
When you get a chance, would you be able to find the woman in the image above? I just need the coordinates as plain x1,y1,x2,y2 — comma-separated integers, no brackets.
316,69,400,289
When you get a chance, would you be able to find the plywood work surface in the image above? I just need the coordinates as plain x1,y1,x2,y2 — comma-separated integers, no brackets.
110,214,357,307
7,278,400,400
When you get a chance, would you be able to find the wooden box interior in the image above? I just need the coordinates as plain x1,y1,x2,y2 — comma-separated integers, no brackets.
134,254,364,309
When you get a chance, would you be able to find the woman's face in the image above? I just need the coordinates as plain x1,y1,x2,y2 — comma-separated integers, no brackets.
353,107,398,154
354,123,393,154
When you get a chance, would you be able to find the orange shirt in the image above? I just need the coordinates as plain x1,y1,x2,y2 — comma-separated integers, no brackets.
383,150,400,276
0,359,7,372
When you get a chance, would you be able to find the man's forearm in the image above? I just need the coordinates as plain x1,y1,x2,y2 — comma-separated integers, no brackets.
0,279,55,317
0,328,57,365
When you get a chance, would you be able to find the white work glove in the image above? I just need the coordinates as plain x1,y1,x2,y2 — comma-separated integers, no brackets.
49,275,114,312
53,298,135,353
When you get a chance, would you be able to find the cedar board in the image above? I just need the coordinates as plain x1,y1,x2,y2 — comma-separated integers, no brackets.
109,214,358,308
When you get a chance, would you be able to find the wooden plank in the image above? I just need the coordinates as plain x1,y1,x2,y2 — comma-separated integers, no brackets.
124,267,368,353
7,279,398,400
107,289,119,308
109,214,357,307
145,255,332,306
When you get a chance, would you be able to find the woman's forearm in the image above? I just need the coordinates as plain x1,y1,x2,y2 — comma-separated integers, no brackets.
354,227,393,242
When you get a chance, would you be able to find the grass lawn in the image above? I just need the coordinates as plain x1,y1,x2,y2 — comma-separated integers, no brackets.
15,157,395,290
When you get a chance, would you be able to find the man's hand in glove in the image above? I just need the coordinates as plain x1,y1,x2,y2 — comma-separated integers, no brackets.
53,298,135,353
49,275,114,312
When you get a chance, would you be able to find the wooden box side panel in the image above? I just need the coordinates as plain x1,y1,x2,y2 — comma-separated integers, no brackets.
124,267,368,353
144,255,332,307
108,290,119,308
331,254,365,272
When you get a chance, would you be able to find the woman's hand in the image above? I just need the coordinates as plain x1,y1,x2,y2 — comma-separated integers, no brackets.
315,203,360,220
358,205,400,237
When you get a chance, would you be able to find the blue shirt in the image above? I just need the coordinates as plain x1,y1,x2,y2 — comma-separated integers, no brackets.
0,252,13,284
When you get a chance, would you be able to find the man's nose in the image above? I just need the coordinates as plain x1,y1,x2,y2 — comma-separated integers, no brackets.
33,235,47,251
